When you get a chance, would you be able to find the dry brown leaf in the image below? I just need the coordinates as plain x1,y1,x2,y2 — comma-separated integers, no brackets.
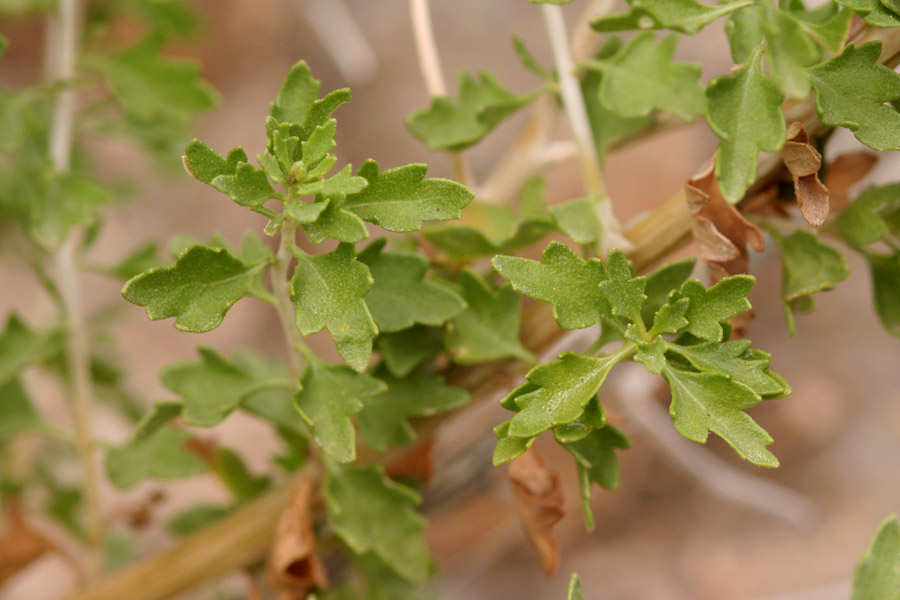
781,122,830,226
825,151,878,212
386,436,435,485
266,478,328,600
507,446,565,576
0,499,54,588
685,159,764,276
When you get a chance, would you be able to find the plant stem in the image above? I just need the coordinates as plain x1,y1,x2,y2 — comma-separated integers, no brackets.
47,0,103,579
272,223,306,379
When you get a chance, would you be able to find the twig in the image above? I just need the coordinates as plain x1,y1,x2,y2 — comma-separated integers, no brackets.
615,364,819,528
271,223,305,378
299,0,378,86
47,0,104,579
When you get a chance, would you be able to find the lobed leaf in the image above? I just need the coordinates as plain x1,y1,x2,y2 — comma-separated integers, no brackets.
105,427,208,489
850,514,900,600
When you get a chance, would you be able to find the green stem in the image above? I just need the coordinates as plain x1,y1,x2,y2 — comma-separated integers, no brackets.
271,222,308,379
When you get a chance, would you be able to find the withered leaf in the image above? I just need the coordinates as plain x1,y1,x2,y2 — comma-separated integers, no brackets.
825,151,878,213
267,478,328,599
0,500,55,587
782,122,829,226
507,446,565,575
685,159,764,277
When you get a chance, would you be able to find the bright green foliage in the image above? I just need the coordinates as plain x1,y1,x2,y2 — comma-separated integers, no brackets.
588,33,705,120
301,195,369,244
357,370,469,451
789,3,852,53
836,0,900,26
160,347,289,427
183,140,248,185
0,314,57,387
493,241,608,330
668,340,789,399
294,357,386,463
358,241,466,332
122,245,269,333
641,258,696,328
324,464,432,583
375,326,445,378
598,249,647,325
706,47,785,202
809,42,900,152
269,61,321,125
663,366,778,467
850,515,900,600
212,447,271,503
869,254,900,338
838,184,900,248
770,230,850,335
445,270,532,363
342,160,473,232
133,401,183,439
29,173,113,248
568,574,585,600
105,427,208,489
211,162,281,215
290,244,378,372
591,0,754,34
95,36,218,131
669,276,754,342
0,378,41,441
168,505,230,537
506,352,625,438
406,71,540,151
551,196,602,246
564,425,631,531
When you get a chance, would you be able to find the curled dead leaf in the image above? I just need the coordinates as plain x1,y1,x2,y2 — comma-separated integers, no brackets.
781,122,829,226
825,151,878,213
685,159,764,277
0,499,54,588
266,478,328,600
507,446,565,576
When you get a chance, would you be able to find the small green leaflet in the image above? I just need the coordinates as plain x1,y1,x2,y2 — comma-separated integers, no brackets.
493,241,608,330
0,314,58,387
290,244,378,372
183,140,248,185
836,0,900,27
122,244,269,333
598,249,647,326
668,276,754,342
105,427,208,489
568,573,585,600
809,42,900,152
706,46,785,202
211,162,281,216
641,258,696,329
445,269,533,363
551,196,602,246
850,514,900,600
358,240,466,332
295,356,386,463
269,61,321,126
133,401,183,439
770,230,849,335
869,253,900,338
564,425,631,531
667,340,790,399
324,463,432,583
357,370,469,451
591,0,754,35
301,195,369,244
375,326,445,378
96,36,218,128
663,365,778,467
342,160,473,233
837,184,900,248
160,347,290,427
29,173,113,249
506,351,626,438
587,32,705,121
406,71,540,151
212,447,271,503
0,378,41,441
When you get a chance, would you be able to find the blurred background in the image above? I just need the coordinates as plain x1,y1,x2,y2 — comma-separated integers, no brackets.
1,1,899,599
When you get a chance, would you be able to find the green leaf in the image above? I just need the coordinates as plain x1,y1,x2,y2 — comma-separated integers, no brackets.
770,230,849,335
294,357,386,463
213,447,270,503
0,314,58,388
836,0,900,27
358,241,467,332
792,5,852,54
29,173,113,249
663,366,777,467
107,241,160,280
161,347,289,427
122,245,269,333
357,370,469,451
851,514,900,600
641,258,695,329
706,46,786,202
868,253,900,338
342,160,473,233
551,196,602,245
167,504,230,537
183,140,248,185
591,0,754,35
105,427,208,489
291,244,378,372
512,35,551,79
589,32,705,120
0,378,41,441
506,351,625,438
211,162,280,215
809,42,900,152
670,275,755,342
445,269,533,363
667,340,789,398
406,71,539,151
301,195,369,244
568,573,585,600
375,326,445,378
598,249,647,325
133,401,183,439
492,419,537,465
761,4,822,99
270,61,320,125
324,463,431,582
96,36,217,127
837,184,900,248
564,425,631,531
493,241,608,330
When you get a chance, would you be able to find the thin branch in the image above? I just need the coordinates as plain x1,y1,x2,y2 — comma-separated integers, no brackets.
47,0,103,579
271,223,306,379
